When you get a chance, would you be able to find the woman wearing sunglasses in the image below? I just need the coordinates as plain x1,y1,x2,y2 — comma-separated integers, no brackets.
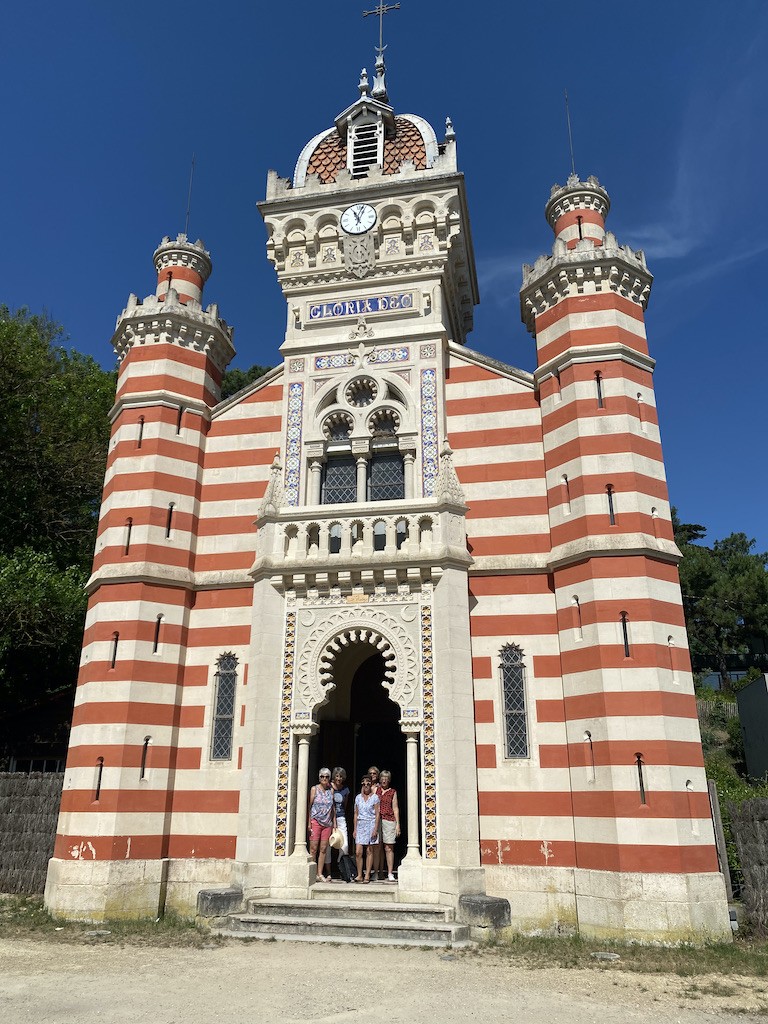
307,767,336,882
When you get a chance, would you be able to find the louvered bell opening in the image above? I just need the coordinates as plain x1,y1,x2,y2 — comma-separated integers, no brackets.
352,123,379,177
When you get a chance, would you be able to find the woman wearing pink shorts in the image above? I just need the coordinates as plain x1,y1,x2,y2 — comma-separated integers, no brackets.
307,767,336,881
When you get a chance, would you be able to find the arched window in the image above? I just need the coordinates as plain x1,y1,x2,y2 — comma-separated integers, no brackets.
211,653,238,761
500,644,529,759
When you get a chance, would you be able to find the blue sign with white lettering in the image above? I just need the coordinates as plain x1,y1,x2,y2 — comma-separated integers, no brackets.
308,292,415,321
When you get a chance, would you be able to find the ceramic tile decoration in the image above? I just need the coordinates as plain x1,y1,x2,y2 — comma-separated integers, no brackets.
284,382,304,506
420,368,438,497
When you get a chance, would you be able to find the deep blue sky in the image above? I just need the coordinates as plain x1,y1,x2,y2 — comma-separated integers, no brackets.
3,1,766,550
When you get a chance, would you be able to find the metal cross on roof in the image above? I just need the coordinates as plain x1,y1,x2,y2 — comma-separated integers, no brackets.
363,1,400,56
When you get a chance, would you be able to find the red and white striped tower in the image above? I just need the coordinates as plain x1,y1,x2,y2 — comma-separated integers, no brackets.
153,233,212,305
46,238,235,920
520,175,729,935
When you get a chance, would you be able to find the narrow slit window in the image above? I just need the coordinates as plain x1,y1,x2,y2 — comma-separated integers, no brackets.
94,757,104,802
500,644,529,759
124,517,133,555
110,632,119,669
153,615,163,654
552,370,562,404
562,474,571,515
584,730,595,783
140,737,151,781
576,214,583,240
620,612,631,658
176,406,184,434
606,485,616,526
211,653,238,761
137,416,145,449
635,753,647,805
636,393,647,432
572,596,583,641
166,502,175,539
668,635,678,684
595,371,604,409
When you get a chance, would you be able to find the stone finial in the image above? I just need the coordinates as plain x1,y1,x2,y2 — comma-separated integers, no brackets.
445,116,455,141
372,53,388,103
436,441,465,506
259,454,284,517
358,68,370,97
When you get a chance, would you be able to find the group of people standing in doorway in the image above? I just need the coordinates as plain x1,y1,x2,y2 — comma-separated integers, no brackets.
308,765,400,883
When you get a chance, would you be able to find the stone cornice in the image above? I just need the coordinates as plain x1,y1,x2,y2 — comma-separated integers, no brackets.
112,298,235,372
109,391,212,426
446,340,534,390
520,233,653,335
469,532,681,575
534,342,656,384
85,564,254,596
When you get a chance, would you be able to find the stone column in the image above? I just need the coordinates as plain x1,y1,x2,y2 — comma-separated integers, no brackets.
292,732,312,855
308,459,323,505
403,450,416,500
355,456,368,502
404,731,421,859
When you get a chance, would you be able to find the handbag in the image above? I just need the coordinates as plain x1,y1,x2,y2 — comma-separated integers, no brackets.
329,827,344,850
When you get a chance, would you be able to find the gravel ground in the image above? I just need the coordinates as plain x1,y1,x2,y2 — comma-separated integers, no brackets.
1,936,767,1023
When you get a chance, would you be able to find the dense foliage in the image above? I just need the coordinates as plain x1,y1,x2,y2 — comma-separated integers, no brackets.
0,309,116,759
0,311,271,762
674,510,768,690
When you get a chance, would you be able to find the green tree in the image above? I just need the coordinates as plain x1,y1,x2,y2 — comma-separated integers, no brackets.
674,510,768,690
0,308,115,759
0,308,116,569
220,363,272,401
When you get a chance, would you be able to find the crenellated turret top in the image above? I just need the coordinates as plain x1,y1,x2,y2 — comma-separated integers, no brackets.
153,233,212,304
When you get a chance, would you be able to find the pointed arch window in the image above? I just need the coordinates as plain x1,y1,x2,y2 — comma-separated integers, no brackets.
211,653,238,761
500,644,529,759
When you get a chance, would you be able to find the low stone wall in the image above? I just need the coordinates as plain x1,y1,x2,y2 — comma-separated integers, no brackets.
0,772,63,893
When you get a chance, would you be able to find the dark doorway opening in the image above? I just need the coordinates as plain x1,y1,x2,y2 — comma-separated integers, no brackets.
314,649,410,873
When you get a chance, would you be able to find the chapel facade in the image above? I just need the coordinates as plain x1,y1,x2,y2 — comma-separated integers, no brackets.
45,56,731,940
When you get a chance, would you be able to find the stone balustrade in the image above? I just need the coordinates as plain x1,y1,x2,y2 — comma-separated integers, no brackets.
265,507,438,563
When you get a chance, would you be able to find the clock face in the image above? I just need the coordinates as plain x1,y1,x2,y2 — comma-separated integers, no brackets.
340,203,377,235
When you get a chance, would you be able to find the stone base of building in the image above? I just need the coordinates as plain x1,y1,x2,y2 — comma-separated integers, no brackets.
484,864,732,942
44,857,234,923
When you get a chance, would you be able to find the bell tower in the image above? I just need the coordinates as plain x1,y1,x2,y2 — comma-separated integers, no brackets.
242,56,486,902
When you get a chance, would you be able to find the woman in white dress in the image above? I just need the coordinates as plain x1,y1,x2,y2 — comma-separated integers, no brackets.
353,775,380,883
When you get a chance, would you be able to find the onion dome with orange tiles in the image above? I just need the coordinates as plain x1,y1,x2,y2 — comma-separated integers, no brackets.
292,57,443,187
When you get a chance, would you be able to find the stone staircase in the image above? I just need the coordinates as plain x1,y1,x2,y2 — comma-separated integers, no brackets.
212,881,472,948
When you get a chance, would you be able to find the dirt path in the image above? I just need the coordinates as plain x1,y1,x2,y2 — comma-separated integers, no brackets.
0,936,766,1023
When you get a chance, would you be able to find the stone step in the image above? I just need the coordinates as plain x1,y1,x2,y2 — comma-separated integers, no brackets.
219,912,471,948
246,898,451,924
309,880,398,902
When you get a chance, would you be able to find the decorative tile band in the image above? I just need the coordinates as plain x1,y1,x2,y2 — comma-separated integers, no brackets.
284,382,304,506
274,610,296,857
369,346,409,364
288,357,305,373
419,343,436,359
421,604,437,859
420,368,438,497
314,353,354,370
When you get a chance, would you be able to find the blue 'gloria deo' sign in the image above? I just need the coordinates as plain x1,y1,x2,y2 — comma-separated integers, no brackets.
308,292,415,321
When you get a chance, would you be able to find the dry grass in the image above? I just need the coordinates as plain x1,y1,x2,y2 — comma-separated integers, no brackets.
0,894,222,948
479,932,768,978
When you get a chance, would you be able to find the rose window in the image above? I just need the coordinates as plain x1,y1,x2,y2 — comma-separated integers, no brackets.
368,407,401,438
345,376,378,408
322,411,354,441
